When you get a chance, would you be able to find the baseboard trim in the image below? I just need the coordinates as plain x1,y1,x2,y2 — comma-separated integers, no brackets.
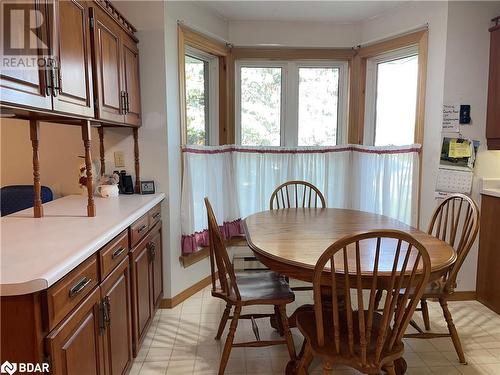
159,274,213,308
448,291,476,301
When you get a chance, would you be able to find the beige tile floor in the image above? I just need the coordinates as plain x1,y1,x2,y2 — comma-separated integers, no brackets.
130,284,500,375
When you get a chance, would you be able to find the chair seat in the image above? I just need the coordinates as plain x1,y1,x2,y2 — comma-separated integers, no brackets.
228,271,295,305
296,306,403,372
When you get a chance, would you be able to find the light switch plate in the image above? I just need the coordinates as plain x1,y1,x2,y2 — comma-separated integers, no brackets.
114,151,125,167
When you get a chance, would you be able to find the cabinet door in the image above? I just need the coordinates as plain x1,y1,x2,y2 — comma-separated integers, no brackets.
149,223,163,308
101,257,132,375
46,287,105,375
122,36,141,126
50,0,94,117
130,239,152,355
486,26,500,149
0,0,52,110
90,7,124,123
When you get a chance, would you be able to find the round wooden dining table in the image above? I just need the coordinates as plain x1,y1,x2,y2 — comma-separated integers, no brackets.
243,208,457,375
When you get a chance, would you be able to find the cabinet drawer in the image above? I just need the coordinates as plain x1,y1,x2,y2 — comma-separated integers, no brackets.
129,214,149,248
148,204,161,228
46,254,99,331
99,230,129,280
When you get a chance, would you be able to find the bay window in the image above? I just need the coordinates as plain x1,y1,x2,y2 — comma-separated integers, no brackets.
235,60,348,146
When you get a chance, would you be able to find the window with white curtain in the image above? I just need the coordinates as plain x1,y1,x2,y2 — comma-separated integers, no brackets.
363,47,419,146
235,60,348,146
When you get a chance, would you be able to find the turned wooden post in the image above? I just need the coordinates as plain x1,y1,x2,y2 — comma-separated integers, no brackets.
82,121,96,217
98,126,105,176
30,120,43,218
133,127,140,194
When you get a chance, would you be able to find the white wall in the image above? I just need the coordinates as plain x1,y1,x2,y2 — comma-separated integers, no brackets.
229,20,359,47
116,0,229,298
442,1,500,291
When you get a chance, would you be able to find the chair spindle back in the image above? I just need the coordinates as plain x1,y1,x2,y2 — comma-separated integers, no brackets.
427,193,479,292
269,180,326,210
204,198,241,300
312,230,430,367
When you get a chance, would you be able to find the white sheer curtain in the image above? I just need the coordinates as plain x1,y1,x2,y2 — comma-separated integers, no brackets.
181,144,420,254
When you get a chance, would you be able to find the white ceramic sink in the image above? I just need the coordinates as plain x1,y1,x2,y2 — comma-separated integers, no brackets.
481,178,500,198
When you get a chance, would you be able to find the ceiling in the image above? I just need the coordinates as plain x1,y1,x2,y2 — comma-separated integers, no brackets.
195,1,408,23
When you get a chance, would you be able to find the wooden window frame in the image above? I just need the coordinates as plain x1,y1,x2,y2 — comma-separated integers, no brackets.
348,30,428,145
178,25,230,145
226,47,355,144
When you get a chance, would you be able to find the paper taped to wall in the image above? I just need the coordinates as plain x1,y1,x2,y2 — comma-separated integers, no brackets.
442,104,460,132
436,168,473,194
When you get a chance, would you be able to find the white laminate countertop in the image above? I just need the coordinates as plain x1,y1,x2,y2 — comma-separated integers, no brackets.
481,178,500,198
0,193,165,296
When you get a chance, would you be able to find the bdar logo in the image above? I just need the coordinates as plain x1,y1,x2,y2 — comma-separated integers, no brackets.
0,361,17,375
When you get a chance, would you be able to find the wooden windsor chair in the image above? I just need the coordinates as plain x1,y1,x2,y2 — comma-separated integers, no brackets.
269,180,327,293
396,193,480,364
269,180,326,210
294,230,431,375
204,198,297,374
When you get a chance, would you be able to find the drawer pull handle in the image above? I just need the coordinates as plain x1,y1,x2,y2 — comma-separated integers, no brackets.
152,212,161,220
137,224,147,234
111,247,125,260
69,277,92,298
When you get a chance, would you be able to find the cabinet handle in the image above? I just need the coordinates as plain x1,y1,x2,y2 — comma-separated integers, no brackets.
125,92,130,113
147,241,156,262
152,212,161,220
111,247,125,260
120,91,126,114
103,296,111,325
137,224,147,234
68,277,92,298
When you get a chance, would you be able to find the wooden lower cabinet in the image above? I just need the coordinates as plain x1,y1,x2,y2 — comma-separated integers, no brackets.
46,288,105,375
100,257,133,375
1,206,163,373
477,194,500,313
130,221,163,355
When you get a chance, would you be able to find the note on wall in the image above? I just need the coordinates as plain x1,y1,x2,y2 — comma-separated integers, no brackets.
442,104,460,132
448,139,472,158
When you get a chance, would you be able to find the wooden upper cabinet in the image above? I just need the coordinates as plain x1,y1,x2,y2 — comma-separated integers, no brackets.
122,35,142,127
90,6,124,124
50,0,94,117
486,22,500,149
46,287,105,375
0,0,141,127
0,0,52,110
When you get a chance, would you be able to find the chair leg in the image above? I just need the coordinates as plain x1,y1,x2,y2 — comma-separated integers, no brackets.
296,340,313,375
374,289,383,310
278,304,296,359
440,298,467,364
219,305,241,375
274,305,285,336
322,360,332,374
215,303,232,340
421,298,431,331
385,361,396,375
